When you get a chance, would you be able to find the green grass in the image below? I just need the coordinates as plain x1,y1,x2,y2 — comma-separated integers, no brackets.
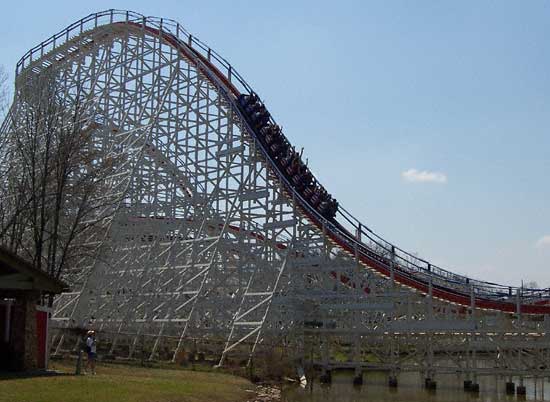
0,361,253,402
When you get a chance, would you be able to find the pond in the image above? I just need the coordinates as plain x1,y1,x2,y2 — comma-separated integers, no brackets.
283,370,549,401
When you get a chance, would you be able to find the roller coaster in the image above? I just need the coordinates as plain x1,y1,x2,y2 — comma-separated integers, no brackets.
3,9,550,393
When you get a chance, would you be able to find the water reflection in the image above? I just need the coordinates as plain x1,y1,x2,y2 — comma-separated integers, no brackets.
283,371,550,402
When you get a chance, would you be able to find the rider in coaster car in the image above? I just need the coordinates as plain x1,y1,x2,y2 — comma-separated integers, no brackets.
249,93,259,106
319,196,332,215
278,140,290,160
269,137,285,155
280,147,294,168
271,125,284,145
250,93,259,105
303,179,317,200
320,196,330,210
250,111,262,125
265,131,276,146
237,93,248,106
258,110,271,127
244,98,261,115
329,199,339,216
320,196,338,219
311,187,327,208
237,93,257,108
255,103,266,115
293,167,312,192
285,153,301,176
260,125,272,140
251,109,270,130
292,162,305,181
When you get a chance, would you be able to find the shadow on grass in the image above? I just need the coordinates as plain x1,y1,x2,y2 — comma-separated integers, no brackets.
0,369,72,381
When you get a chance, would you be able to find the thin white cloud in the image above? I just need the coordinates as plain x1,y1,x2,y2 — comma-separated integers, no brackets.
402,169,447,184
536,235,550,249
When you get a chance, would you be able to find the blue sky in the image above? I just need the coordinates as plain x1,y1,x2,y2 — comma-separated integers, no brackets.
1,1,549,285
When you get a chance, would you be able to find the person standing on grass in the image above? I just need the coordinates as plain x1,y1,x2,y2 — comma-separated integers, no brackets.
85,330,97,374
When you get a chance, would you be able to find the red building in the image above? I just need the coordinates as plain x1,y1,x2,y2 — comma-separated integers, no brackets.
0,248,67,371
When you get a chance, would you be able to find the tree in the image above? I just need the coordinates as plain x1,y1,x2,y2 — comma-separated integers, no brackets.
0,66,7,119
0,72,123,296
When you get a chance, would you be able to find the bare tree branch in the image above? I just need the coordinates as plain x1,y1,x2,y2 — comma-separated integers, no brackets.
0,66,7,118
0,72,123,303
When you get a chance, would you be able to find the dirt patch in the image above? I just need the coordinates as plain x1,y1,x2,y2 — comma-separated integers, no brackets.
246,384,281,402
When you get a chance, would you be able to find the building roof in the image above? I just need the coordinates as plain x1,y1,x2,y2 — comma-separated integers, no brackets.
0,246,68,294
